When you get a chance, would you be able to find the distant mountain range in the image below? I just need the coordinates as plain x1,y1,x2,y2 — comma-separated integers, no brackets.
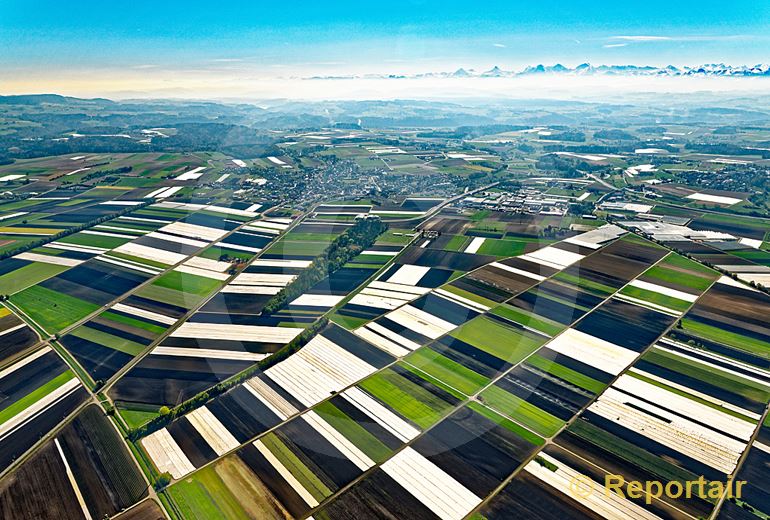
308,63,770,80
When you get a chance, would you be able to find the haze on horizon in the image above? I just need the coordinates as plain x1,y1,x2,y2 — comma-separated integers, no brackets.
1,0,769,100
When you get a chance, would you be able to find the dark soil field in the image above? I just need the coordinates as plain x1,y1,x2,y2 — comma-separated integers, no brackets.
554,423,712,519
689,214,769,241
199,293,273,314
122,294,187,319
41,261,150,306
499,256,560,277
495,364,594,420
543,443,699,520
312,468,439,520
276,417,362,489
237,442,314,518
410,293,480,325
576,298,676,351
166,416,218,467
206,385,283,442
717,500,764,520
322,325,393,368
114,499,166,520
0,442,87,520
0,325,38,366
109,354,256,406
434,336,514,378
562,238,668,292
729,445,770,514
61,334,133,381
398,247,496,271
461,264,540,301
478,470,602,520
59,405,148,517
0,404,147,520
420,214,471,235
0,385,89,470
687,282,770,343
412,405,541,497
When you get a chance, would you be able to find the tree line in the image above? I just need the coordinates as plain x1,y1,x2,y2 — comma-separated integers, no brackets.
260,217,388,315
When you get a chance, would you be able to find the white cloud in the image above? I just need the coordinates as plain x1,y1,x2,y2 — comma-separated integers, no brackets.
492,43,506,48
611,35,672,42
606,34,748,43
603,43,629,48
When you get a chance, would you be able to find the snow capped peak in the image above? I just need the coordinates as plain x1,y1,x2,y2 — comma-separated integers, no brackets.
306,63,770,81
482,65,505,77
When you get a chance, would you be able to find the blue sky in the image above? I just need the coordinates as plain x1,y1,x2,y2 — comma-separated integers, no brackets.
1,0,768,97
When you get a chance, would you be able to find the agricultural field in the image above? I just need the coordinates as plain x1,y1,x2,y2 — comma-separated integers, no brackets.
0,303,39,364
108,215,294,407
1,107,770,520
0,346,89,470
0,404,147,519
140,223,685,518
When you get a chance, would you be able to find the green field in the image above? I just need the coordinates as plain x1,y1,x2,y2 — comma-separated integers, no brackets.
479,385,565,436
467,402,544,446
281,232,339,242
358,366,457,429
618,285,693,312
660,252,717,275
641,253,718,292
153,271,222,296
443,235,469,251
263,240,329,257
451,316,546,363
554,271,617,297
0,370,75,425
136,284,204,309
730,249,770,266
0,262,70,295
114,177,158,187
10,285,99,332
260,433,331,501
349,253,388,265
681,318,770,358
314,400,393,463
329,313,368,330
441,284,498,308
118,406,160,429
491,305,565,337
477,237,544,257
69,325,145,356
405,347,490,396
0,236,38,255
166,463,254,520
375,230,415,245
58,232,130,249
643,347,770,404
199,246,254,262
526,354,606,394
100,310,166,334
